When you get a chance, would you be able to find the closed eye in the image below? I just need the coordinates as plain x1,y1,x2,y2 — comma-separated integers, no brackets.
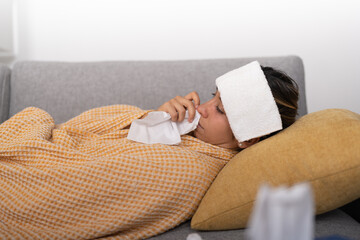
216,106,224,114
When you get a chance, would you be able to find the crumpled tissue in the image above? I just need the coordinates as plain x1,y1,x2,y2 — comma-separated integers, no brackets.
127,110,200,145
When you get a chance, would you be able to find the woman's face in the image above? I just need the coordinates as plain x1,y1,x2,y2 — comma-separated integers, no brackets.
194,91,239,149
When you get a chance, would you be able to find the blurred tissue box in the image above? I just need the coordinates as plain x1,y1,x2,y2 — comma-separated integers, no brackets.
246,183,314,240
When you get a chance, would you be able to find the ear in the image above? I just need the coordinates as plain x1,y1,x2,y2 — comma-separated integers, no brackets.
238,137,260,149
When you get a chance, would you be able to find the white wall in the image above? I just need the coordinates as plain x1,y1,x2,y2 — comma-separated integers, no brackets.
0,0,15,59
14,0,360,113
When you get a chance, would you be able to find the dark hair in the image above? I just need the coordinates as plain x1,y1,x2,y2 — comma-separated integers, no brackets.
260,66,299,140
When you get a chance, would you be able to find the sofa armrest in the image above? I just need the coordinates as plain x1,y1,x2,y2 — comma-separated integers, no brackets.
0,64,11,123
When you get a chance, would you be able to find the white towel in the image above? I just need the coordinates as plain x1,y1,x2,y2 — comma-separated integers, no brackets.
215,61,282,142
127,110,200,145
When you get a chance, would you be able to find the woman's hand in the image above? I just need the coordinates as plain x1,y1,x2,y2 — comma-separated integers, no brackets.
157,91,200,123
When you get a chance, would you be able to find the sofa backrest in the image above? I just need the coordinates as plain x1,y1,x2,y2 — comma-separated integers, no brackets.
6,56,306,124
0,64,11,123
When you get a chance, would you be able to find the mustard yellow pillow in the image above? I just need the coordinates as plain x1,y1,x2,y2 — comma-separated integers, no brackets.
191,109,360,230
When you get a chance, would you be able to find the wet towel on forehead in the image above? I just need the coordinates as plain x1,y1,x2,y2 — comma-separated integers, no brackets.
216,61,282,142
0,105,236,240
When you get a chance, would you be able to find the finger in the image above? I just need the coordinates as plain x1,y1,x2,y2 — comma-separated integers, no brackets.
186,103,196,122
172,100,186,122
162,100,179,122
174,96,196,122
166,103,179,122
183,93,199,122
184,91,200,108
178,99,196,122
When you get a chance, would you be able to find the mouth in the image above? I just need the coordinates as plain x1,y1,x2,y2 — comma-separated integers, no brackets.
197,122,204,130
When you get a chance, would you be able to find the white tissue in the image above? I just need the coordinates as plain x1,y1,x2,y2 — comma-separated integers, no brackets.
127,110,200,145
246,183,314,240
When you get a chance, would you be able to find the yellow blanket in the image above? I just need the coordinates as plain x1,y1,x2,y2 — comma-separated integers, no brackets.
0,105,236,239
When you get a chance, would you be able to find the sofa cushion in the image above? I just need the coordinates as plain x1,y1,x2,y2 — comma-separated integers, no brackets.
0,64,11,123
191,109,360,230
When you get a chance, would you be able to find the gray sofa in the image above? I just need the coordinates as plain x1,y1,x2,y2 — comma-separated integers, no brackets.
0,56,359,239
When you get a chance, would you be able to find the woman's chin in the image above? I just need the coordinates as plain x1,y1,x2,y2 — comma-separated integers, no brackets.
194,130,205,142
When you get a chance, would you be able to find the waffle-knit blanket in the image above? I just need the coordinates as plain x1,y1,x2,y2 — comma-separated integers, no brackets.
0,105,236,239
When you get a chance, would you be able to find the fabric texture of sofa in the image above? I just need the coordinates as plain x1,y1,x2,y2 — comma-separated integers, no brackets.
0,56,359,239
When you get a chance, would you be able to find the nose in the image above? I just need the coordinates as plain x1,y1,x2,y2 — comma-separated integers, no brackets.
197,101,209,118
